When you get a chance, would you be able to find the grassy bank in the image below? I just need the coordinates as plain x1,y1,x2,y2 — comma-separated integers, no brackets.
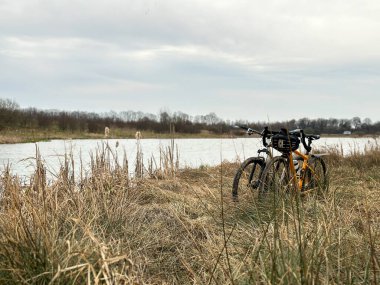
0,128,378,144
0,129,103,144
0,145,379,284
0,128,237,144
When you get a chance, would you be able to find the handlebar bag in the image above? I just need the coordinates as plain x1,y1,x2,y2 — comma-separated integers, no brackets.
271,132,300,153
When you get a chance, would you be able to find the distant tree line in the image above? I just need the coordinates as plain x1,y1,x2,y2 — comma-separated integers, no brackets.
235,117,379,135
0,99,125,133
1,98,379,135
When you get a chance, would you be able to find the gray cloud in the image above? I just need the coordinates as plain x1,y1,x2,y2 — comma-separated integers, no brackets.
0,0,379,120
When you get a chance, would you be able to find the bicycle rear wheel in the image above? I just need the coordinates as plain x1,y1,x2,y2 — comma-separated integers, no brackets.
302,156,327,192
232,157,265,201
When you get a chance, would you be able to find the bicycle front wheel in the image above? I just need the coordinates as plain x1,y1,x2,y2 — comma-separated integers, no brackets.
302,156,327,192
232,157,265,201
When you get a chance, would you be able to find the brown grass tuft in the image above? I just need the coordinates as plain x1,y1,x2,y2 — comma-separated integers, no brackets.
0,144,379,284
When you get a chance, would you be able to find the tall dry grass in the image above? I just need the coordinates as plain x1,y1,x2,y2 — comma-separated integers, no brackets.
0,143,379,284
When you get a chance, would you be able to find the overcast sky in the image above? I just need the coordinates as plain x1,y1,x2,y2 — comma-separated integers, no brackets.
0,0,379,121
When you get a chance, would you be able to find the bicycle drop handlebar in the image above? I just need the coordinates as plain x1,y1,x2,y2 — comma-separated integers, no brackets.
235,125,320,152
234,125,274,147
300,130,310,152
235,125,262,135
300,130,320,153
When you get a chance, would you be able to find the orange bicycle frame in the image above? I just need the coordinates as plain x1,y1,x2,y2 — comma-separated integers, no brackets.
287,150,310,192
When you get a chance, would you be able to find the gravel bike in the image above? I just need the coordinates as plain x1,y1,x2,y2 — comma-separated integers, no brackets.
232,126,274,201
259,128,327,196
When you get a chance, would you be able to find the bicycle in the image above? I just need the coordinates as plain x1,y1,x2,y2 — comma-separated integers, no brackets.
232,126,274,201
259,128,327,196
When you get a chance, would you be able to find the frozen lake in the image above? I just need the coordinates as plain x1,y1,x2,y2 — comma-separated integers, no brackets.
0,136,378,180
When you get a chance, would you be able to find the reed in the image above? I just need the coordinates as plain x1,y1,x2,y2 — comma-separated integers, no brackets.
0,144,378,284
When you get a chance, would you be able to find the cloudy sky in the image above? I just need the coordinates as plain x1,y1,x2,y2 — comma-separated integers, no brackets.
0,0,379,121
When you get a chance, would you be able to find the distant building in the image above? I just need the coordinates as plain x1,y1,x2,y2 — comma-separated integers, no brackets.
343,131,351,135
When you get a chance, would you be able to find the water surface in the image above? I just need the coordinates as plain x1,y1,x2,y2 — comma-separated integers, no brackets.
0,137,377,180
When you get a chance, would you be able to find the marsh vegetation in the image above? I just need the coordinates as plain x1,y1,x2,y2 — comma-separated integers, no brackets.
0,143,379,284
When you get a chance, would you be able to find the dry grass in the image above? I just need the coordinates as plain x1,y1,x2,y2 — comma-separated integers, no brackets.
0,128,235,144
0,144,379,284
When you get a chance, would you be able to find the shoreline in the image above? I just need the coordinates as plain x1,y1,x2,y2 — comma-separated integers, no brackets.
0,131,236,144
0,130,378,144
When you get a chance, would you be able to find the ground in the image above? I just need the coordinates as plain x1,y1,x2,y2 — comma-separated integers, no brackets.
0,147,379,284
